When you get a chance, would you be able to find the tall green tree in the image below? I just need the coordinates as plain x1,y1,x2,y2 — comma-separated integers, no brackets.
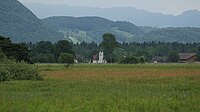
58,53,74,68
0,48,6,61
0,36,30,62
197,46,200,61
36,41,55,54
167,51,179,63
99,33,118,63
119,56,139,64
99,33,118,53
55,40,74,61
29,41,55,63
139,56,146,64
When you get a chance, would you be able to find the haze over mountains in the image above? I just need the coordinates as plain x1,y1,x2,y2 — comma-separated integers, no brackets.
25,3,200,27
0,0,200,43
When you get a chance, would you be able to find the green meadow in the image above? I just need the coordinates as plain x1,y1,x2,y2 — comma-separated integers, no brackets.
0,64,200,112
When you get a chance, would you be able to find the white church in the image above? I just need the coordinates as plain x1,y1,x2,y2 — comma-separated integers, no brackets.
93,51,106,64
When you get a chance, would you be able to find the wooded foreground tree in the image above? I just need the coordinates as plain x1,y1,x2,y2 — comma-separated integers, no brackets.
99,33,118,63
55,40,74,61
119,56,140,64
167,51,179,63
58,53,74,68
0,48,6,61
0,36,30,63
197,46,200,61
99,33,118,53
0,48,42,82
139,56,145,64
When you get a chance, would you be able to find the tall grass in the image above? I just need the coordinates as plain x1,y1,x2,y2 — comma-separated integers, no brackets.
0,64,200,111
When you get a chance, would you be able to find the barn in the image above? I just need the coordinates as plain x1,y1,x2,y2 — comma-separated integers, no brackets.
178,53,197,63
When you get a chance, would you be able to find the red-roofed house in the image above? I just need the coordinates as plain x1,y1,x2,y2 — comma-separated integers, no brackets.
179,53,197,63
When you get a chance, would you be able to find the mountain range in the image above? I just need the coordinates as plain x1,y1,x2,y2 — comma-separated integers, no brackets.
43,16,200,43
0,0,63,43
25,3,200,27
0,0,200,43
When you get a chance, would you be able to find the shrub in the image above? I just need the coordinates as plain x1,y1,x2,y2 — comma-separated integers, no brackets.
0,58,43,82
139,56,146,64
0,48,6,61
119,56,140,64
0,65,11,81
58,53,74,68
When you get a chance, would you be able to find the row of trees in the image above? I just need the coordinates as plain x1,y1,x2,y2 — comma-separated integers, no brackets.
119,42,200,62
95,33,200,63
0,36,75,67
0,37,42,81
28,40,74,63
0,36,30,62
2,33,198,64
26,33,200,64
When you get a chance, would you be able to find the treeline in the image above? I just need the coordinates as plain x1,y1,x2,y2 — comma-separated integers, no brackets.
0,36,42,81
27,40,74,63
119,41,200,61
27,40,97,63
0,36,30,62
73,41,200,63
26,33,200,63
1,34,200,64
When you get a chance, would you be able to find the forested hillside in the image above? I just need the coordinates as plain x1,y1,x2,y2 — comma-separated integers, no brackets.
42,16,143,43
0,0,63,43
43,16,200,43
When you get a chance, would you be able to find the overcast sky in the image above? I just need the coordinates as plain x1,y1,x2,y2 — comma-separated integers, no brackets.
18,0,200,15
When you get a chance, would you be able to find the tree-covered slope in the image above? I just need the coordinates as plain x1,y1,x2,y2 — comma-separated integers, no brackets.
42,16,143,43
144,27,200,43
43,16,200,43
0,0,63,43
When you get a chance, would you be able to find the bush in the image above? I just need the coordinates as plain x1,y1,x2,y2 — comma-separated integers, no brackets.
0,65,11,81
139,56,145,64
58,53,74,68
119,56,140,64
0,48,6,61
0,58,43,82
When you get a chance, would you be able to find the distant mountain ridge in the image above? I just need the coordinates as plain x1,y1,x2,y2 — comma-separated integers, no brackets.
25,3,200,27
42,16,144,43
43,16,200,43
0,0,63,43
1,0,200,43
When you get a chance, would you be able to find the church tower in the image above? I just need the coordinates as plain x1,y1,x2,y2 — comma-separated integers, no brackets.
98,51,104,63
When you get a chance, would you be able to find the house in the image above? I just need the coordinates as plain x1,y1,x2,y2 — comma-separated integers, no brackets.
178,53,197,63
92,54,98,63
152,56,167,63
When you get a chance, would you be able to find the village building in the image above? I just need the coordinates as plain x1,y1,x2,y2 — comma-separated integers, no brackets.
178,53,197,63
152,56,167,63
92,51,106,64
92,54,98,63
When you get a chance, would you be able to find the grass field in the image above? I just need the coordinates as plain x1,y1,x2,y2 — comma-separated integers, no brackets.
1,64,200,112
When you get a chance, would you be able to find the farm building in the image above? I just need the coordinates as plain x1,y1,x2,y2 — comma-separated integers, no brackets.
92,54,98,63
152,56,167,63
178,53,197,63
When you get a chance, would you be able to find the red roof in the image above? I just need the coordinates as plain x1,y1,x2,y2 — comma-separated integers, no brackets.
179,53,197,60
93,55,98,60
